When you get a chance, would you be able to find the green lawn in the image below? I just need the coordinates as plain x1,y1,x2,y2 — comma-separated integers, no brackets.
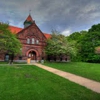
0,61,26,64
0,64,100,100
0,61,8,64
44,62,100,82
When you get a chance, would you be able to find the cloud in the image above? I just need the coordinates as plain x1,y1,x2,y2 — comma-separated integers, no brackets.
77,1,100,21
0,0,100,34
61,29,71,36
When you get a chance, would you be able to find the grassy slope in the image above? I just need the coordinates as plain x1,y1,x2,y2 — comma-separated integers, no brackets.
44,62,100,82
0,65,100,100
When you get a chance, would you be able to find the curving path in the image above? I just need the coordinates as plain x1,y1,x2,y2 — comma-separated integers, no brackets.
33,63,100,93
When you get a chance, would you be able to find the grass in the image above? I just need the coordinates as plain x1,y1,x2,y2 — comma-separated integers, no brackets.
44,62,100,82
0,64,100,100
0,61,26,64
0,61,8,64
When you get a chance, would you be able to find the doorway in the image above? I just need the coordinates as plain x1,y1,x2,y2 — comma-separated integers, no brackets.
28,51,36,60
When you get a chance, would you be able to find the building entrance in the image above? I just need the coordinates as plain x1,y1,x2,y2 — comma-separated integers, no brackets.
28,51,36,60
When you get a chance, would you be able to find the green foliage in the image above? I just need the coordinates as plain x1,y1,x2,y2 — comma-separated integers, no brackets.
80,31,100,62
89,23,100,32
67,31,88,61
45,31,77,57
80,23,100,62
67,31,87,42
67,32,81,41
0,23,22,55
68,27,100,62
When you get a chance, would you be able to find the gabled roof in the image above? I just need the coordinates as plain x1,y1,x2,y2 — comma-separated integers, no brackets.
9,25,51,39
43,33,51,39
8,25,22,34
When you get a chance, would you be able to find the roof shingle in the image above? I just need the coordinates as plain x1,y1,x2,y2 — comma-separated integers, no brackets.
9,26,22,34
9,25,51,39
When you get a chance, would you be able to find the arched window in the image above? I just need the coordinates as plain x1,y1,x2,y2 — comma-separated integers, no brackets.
36,40,39,44
32,38,35,44
27,38,30,44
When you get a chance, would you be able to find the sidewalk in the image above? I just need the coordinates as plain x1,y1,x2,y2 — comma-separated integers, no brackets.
33,63,100,93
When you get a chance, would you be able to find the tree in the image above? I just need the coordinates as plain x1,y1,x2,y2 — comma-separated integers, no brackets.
67,32,81,41
66,23,100,63
45,31,77,61
67,31,88,61
78,23,100,62
88,23,100,32
80,31,100,62
0,23,22,63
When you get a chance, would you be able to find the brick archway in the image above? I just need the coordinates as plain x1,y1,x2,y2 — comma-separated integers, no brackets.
26,49,39,60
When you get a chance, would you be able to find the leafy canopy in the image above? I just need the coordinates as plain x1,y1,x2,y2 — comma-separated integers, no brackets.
45,31,77,57
0,23,21,55
89,23,100,32
67,23,100,62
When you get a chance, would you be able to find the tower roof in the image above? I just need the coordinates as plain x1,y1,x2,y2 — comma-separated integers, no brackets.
25,14,33,22
24,14,34,24
24,14,35,28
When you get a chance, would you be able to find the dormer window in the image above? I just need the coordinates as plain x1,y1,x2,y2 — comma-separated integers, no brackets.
27,38,30,44
32,38,35,44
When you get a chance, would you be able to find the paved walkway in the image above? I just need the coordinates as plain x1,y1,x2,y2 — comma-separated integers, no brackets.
33,63,100,93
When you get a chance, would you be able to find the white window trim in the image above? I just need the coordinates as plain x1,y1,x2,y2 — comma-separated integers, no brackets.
32,38,35,44
27,38,30,44
36,40,39,44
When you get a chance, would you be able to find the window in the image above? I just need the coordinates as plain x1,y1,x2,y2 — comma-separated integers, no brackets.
32,38,35,44
36,40,39,44
27,38,30,44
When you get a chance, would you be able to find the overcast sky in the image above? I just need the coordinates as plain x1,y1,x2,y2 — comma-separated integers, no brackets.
0,0,100,35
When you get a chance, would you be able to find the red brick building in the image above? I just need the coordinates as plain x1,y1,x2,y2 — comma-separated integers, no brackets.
0,14,70,62
0,14,51,62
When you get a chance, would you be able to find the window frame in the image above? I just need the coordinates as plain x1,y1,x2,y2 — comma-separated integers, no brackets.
27,38,30,44
36,39,39,44
32,38,35,44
